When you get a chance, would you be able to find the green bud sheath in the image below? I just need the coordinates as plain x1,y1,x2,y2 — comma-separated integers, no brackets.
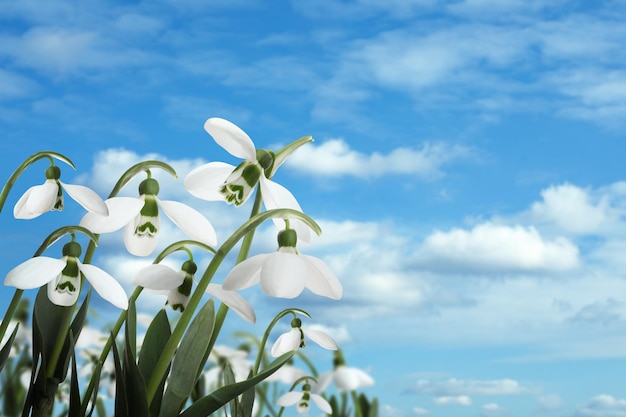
277,228,298,248
62,241,82,258
45,165,61,180
138,178,160,196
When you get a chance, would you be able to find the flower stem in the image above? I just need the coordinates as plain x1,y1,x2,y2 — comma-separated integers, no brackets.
0,289,23,347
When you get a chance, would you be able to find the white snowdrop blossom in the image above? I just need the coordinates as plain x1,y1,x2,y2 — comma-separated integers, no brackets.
184,117,311,243
265,360,307,384
203,345,252,391
271,317,337,357
14,165,108,219
316,350,374,393
277,383,332,415
4,241,128,309
222,228,342,299
132,262,256,322
80,177,217,256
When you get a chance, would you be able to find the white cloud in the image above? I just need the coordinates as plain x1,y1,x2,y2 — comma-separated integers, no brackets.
573,395,626,417
481,402,504,416
433,395,472,406
413,222,579,273
285,138,470,179
529,183,615,234
412,407,430,415
410,378,526,396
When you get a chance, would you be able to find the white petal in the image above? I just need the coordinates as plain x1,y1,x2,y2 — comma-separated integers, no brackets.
302,255,343,300
123,221,158,256
276,391,302,407
306,328,337,351
313,372,333,393
334,366,374,391
184,162,235,201
4,257,66,289
222,254,267,291
14,182,58,219
271,329,301,357
311,394,333,414
132,264,183,290
206,283,256,323
80,197,144,233
79,263,128,310
60,182,108,215
204,118,256,160
260,251,307,298
259,177,311,244
157,199,217,247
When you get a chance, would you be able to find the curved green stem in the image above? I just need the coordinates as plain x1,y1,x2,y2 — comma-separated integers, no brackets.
145,207,320,402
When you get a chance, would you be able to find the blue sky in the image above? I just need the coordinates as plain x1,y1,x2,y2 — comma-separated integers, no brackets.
2,0,626,415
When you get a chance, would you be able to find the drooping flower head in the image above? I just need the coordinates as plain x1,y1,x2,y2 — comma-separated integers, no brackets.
185,117,311,243
14,165,108,219
316,350,374,393
277,382,332,415
271,317,338,357
81,175,217,256
132,259,255,322
223,227,342,299
4,241,128,309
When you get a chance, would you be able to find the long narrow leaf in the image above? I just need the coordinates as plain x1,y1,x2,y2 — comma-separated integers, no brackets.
159,299,215,417
0,324,19,372
138,309,171,416
68,332,81,417
111,338,128,417
180,352,295,417
123,299,150,416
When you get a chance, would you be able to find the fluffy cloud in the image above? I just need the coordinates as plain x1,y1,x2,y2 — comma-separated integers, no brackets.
410,378,526,396
572,395,626,417
433,395,472,406
529,183,617,234
284,138,470,179
413,222,580,273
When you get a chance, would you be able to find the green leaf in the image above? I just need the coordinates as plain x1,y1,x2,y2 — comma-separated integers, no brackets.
68,332,81,417
223,364,238,417
123,299,150,416
111,339,129,417
239,370,255,417
179,352,295,417
159,299,215,417
0,324,19,373
85,361,103,417
138,309,171,416
55,290,92,379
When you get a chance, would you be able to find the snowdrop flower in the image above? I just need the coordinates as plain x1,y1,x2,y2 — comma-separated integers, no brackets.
277,383,332,415
271,317,337,357
266,359,306,384
203,345,252,390
316,350,374,392
80,177,217,256
184,117,310,242
223,228,342,299
4,241,128,309
14,165,108,219
132,261,256,322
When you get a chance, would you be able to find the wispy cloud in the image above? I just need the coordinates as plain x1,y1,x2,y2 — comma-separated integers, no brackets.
285,138,471,179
